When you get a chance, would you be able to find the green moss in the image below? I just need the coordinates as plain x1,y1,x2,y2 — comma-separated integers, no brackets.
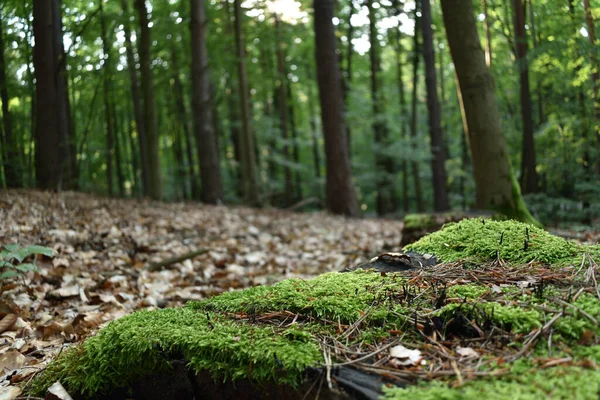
382,365,600,400
33,307,322,396
404,213,438,229
406,218,583,265
191,270,409,323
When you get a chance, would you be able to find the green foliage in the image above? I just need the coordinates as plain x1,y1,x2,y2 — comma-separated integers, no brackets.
405,218,583,265
0,244,54,281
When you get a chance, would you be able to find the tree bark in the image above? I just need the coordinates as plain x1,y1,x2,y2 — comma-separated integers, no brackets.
582,0,600,174
422,0,450,211
100,2,115,196
482,0,493,67
513,0,539,193
0,15,20,188
410,3,425,212
33,0,62,189
191,0,224,204
234,0,260,205
121,0,148,196
313,0,359,217
274,14,294,206
441,0,539,225
287,80,302,201
134,0,162,200
368,0,396,215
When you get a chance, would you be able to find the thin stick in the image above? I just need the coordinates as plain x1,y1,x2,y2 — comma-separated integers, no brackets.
145,248,209,271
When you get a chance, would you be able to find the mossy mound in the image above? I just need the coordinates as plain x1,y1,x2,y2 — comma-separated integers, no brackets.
32,220,600,399
405,218,596,265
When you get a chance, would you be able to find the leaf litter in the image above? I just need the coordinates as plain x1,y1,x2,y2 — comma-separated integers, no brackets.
0,190,404,396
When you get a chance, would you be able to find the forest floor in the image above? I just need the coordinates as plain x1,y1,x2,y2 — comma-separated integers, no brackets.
0,190,405,397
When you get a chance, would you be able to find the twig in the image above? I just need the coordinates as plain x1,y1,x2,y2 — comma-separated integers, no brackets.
551,297,598,326
286,197,322,211
145,248,209,271
506,311,563,362
332,339,399,367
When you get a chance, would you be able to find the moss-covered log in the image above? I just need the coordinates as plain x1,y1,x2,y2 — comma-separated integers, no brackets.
32,220,600,399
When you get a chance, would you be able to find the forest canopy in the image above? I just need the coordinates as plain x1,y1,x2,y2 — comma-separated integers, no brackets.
0,0,599,225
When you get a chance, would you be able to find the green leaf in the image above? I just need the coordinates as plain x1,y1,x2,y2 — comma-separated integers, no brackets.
3,244,19,252
15,263,38,273
0,270,21,280
15,245,55,262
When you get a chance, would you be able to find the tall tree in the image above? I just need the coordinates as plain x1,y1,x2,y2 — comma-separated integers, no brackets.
274,14,294,206
582,0,600,173
410,2,425,212
121,0,147,196
313,0,359,216
368,0,396,215
513,0,539,193
440,0,539,225
421,0,450,211
234,0,260,205
0,12,21,187
100,1,115,196
134,0,162,200
191,0,224,204
32,0,69,190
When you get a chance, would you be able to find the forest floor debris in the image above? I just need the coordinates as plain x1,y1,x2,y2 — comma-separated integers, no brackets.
0,189,405,395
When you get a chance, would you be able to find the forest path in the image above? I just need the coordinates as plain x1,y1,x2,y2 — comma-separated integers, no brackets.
0,190,403,394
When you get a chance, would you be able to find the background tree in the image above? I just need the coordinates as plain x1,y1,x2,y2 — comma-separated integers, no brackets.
313,0,358,216
441,0,538,225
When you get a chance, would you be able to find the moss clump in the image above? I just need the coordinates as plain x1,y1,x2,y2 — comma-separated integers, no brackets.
404,213,439,229
191,270,409,323
382,363,600,400
406,218,583,265
33,307,322,397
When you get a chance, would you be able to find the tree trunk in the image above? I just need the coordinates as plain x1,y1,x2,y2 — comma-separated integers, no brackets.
410,3,425,212
0,15,20,188
274,14,294,206
342,0,355,158
368,0,396,215
313,0,359,217
134,0,162,200
287,80,303,202
191,0,224,204
513,0,539,193
392,0,410,213
528,0,543,126
113,103,125,197
582,0,600,174
121,0,148,196
100,2,115,196
169,40,200,200
306,60,322,182
440,0,539,225
234,0,260,205
33,0,62,189
482,0,493,67
422,0,450,211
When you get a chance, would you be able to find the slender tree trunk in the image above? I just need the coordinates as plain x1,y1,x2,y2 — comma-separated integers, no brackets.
583,0,600,174
121,0,148,196
306,60,322,182
52,0,75,189
134,0,162,200
441,0,539,225
482,0,493,67
410,3,425,212
368,0,396,215
513,0,539,193
33,0,62,189
0,15,20,188
113,103,125,197
287,80,303,201
422,0,450,211
274,14,294,206
392,1,410,213
528,0,543,126
190,0,223,204
234,0,260,205
342,0,355,158
169,41,200,200
313,0,359,216
100,2,115,196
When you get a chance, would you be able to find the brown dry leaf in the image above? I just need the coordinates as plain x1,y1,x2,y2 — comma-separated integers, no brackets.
0,386,21,400
0,349,27,373
0,315,17,334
